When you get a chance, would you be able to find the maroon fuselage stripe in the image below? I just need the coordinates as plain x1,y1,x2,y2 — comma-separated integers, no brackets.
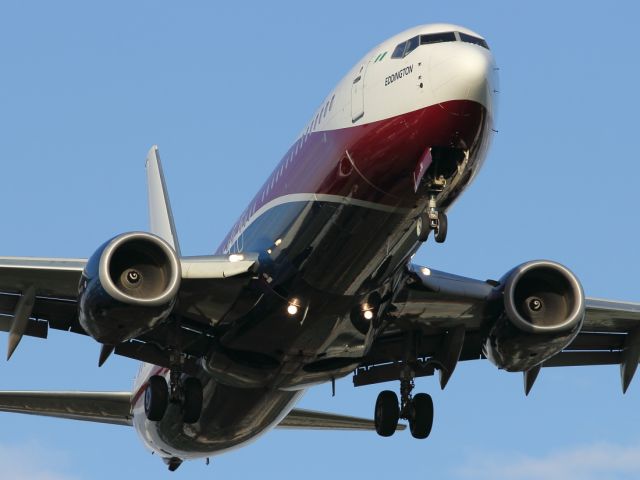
217,100,488,253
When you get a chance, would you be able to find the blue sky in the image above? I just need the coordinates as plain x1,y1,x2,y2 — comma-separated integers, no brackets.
1,1,640,478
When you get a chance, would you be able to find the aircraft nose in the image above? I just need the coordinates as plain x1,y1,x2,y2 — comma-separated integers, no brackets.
427,43,495,111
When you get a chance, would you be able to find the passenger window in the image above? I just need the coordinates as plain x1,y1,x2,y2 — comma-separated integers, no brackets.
420,32,457,45
403,36,419,57
458,32,489,50
391,42,406,59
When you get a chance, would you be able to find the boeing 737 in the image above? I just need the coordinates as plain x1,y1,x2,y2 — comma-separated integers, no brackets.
1,23,640,471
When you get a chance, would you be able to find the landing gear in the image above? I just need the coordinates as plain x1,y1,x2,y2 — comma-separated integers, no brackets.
182,377,204,424
434,212,447,244
144,348,203,424
144,373,203,424
409,392,434,439
416,195,448,244
373,380,434,439
144,375,168,422
416,215,430,243
374,333,435,440
374,390,400,437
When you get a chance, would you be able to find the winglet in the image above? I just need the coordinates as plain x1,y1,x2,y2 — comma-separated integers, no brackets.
146,146,181,256
621,327,640,393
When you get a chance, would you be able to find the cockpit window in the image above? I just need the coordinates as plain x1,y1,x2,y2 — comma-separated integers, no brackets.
404,35,420,57
390,30,489,59
421,32,457,45
391,42,406,59
458,32,489,49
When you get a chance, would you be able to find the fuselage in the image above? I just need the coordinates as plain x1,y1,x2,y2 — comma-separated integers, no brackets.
131,23,497,460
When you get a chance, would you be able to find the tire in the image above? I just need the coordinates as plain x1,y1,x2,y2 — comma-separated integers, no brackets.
434,212,448,243
416,215,430,242
182,377,203,424
374,390,400,437
409,393,434,439
145,375,168,422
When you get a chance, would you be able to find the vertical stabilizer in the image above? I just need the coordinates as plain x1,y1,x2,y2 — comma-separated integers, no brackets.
146,146,181,255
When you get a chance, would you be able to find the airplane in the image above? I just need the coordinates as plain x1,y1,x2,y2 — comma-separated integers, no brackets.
1,22,639,471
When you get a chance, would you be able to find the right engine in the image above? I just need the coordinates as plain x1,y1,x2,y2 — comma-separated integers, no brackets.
78,232,181,345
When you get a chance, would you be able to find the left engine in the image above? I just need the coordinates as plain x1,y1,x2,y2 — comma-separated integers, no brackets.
78,232,181,345
484,260,586,371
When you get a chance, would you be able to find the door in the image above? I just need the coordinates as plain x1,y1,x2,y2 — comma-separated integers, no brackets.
351,63,367,123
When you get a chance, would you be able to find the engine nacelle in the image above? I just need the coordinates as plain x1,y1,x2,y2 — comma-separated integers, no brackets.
484,260,585,371
78,232,181,344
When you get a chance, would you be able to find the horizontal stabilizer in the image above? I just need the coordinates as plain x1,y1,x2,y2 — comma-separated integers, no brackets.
0,391,132,426
277,408,405,431
0,390,399,432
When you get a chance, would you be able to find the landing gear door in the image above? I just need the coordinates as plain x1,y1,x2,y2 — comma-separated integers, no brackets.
351,63,368,123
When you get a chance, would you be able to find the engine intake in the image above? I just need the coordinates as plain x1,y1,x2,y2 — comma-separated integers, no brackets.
484,260,585,371
503,261,584,334
78,232,181,344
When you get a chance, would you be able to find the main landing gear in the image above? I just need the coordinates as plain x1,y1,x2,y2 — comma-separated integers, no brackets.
416,195,447,244
374,368,434,439
144,353,203,424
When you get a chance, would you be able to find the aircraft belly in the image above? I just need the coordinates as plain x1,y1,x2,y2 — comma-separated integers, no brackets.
133,376,302,459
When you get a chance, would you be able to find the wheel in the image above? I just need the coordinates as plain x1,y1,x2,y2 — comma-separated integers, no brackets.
434,212,448,243
145,375,169,422
416,214,430,242
182,377,203,424
374,390,400,437
409,393,434,439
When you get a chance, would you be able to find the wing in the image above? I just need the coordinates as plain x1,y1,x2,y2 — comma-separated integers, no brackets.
0,390,390,431
0,254,260,367
359,263,640,394
544,298,640,393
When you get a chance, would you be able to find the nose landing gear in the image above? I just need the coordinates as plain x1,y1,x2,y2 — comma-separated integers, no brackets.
416,195,448,244
373,367,434,439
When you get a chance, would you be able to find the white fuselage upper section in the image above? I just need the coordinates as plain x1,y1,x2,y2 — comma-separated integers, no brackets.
301,23,497,137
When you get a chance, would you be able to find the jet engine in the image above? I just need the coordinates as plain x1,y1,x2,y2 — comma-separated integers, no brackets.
78,232,181,345
484,260,585,371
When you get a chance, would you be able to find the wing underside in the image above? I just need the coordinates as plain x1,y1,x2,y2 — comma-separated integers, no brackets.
356,264,640,393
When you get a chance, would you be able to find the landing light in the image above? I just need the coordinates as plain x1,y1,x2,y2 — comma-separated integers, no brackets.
421,267,431,276
274,238,282,246
287,304,299,316
229,254,244,262
363,310,374,321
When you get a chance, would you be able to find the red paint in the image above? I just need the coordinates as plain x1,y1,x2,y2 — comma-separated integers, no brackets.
413,147,432,192
218,100,487,253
